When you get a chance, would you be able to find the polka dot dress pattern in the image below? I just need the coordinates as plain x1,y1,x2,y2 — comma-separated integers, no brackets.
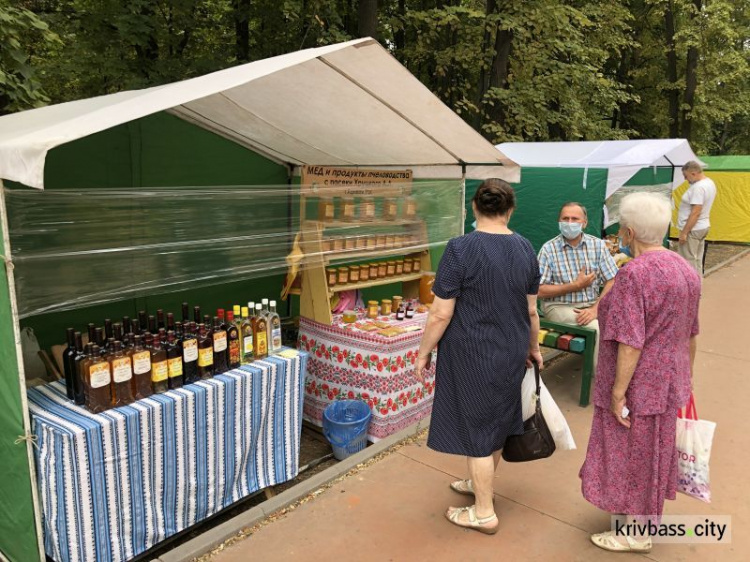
426,231,541,457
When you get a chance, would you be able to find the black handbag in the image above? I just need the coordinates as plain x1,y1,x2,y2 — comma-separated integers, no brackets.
502,360,556,462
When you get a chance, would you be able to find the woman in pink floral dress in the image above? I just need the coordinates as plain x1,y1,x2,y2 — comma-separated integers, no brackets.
580,193,701,553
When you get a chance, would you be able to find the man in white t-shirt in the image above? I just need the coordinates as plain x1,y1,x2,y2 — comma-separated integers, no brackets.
677,160,716,275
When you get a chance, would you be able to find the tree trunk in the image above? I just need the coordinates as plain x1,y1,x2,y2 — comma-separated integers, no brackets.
234,0,251,62
475,0,497,128
682,0,703,141
358,0,378,39
394,0,406,51
664,0,680,138
486,26,512,128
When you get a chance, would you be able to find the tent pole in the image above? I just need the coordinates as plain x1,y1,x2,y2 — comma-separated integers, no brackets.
461,164,466,235
0,181,45,562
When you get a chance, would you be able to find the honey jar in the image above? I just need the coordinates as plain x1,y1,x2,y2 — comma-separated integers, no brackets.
359,265,370,281
378,262,387,278
369,263,379,279
395,235,405,248
318,197,334,222
366,236,378,250
385,234,395,249
367,300,379,319
320,238,332,253
349,266,360,282
341,196,357,222
381,299,393,315
327,268,337,286
356,236,367,250
386,260,396,276
345,237,357,251
343,310,357,323
332,237,344,252
396,259,404,275
376,235,387,249
383,198,398,220
403,258,413,274
404,196,417,219
361,197,376,221
337,267,349,284
392,296,403,310
412,256,421,272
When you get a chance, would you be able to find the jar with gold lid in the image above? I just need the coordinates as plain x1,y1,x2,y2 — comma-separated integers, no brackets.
392,296,403,311
348,265,360,282
383,198,398,220
367,300,379,319
381,299,393,315
359,264,370,281
337,267,349,284
386,260,396,277
361,197,376,221
369,263,379,279
377,262,387,278
396,259,404,275
327,268,337,286
318,197,335,222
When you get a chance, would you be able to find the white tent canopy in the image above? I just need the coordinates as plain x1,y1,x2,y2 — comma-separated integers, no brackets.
497,139,701,197
0,38,517,189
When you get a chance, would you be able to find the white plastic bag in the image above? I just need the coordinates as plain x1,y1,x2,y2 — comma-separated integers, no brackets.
520,367,576,451
676,394,715,503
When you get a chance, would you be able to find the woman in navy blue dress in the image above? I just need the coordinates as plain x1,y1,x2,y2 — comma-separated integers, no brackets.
415,178,542,534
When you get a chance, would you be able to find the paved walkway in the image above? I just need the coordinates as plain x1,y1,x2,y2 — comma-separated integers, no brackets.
208,255,750,562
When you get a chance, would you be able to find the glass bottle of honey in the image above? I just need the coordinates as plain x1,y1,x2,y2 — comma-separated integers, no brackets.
129,335,152,400
226,310,241,369
137,311,148,334
166,330,184,389
63,328,76,399
150,334,169,394
197,323,215,379
157,309,165,330
182,302,190,324
85,345,111,413
182,322,199,384
193,305,201,324
212,316,228,375
109,341,134,408
252,303,268,360
72,332,86,406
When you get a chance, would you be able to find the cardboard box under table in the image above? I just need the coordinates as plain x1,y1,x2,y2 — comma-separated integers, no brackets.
299,312,435,442
26,352,307,562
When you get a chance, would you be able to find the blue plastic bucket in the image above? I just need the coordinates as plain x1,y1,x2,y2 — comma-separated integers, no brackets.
322,400,372,460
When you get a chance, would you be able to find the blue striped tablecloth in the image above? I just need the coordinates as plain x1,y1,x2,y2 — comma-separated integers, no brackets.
27,351,307,562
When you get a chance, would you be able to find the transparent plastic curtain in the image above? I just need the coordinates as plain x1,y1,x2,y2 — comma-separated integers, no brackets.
5,181,464,318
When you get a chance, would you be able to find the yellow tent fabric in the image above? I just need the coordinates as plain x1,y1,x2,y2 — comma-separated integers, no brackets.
670,171,750,243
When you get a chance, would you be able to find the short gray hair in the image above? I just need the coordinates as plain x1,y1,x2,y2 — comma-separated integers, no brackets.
619,192,672,245
682,160,703,173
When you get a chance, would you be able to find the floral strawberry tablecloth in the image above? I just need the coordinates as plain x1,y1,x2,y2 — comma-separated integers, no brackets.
299,310,435,442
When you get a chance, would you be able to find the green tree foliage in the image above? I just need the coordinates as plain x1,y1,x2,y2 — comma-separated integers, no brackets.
6,0,750,153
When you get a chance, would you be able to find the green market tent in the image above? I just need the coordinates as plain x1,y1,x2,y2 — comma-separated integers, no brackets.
0,38,518,561
463,139,702,251
669,155,750,243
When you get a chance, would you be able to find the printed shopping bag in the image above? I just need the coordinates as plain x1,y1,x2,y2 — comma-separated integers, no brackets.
676,393,716,503
519,365,576,451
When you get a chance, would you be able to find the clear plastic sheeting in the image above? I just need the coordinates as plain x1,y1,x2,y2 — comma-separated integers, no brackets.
5,181,464,318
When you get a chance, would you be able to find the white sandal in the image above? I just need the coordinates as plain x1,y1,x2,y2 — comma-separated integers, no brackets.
449,479,475,497
591,531,652,553
445,505,499,535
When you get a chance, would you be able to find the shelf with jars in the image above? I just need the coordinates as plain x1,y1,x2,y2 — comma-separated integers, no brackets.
285,186,433,325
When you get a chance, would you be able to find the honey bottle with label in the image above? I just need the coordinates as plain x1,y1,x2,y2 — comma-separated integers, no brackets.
240,306,254,364
197,324,215,379
129,335,152,400
182,321,199,383
166,330,184,389
252,303,269,360
212,316,228,375
85,345,111,413
226,310,241,369
109,341,134,408
268,300,282,353
150,334,169,394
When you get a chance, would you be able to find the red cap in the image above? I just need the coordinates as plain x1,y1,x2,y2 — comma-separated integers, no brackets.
217,308,225,318
227,311,234,322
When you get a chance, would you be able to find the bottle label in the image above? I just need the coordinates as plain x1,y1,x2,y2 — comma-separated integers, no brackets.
229,339,241,365
112,357,132,383
152,361,169,382
198,347,214,367
243,335,253,354
256,332,268,356
133,351,151,375
272,329,282,350
168,357,183,378
89,363,111,389
213,331,227,352
183,338,198,362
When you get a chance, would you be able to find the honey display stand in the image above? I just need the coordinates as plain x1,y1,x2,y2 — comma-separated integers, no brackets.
293,218,431,326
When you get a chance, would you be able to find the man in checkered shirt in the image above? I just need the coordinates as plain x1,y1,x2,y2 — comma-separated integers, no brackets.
537,202,619,371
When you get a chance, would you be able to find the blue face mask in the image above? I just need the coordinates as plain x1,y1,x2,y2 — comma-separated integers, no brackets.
559,222,583,240
619,233,632,256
